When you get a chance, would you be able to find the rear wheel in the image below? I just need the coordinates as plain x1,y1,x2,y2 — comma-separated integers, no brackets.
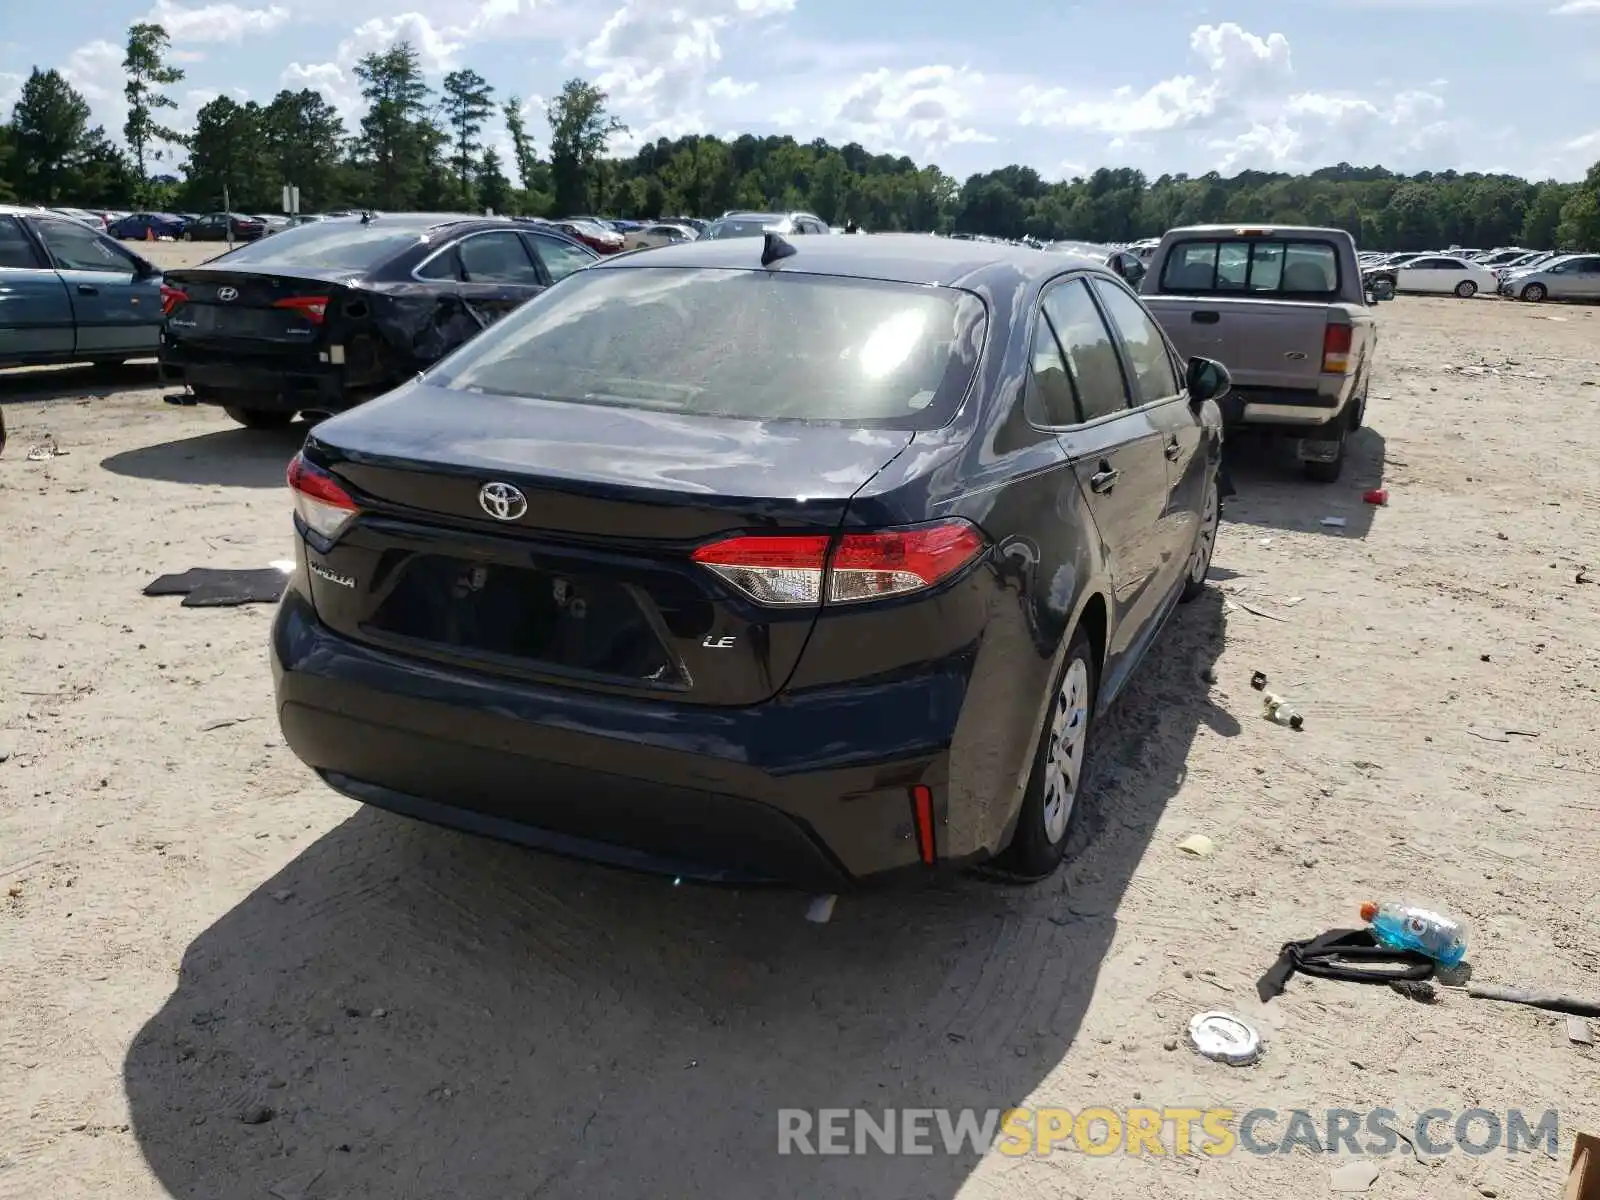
1454,280,1477,299
997,627,1096,880
1181,474,1220,602
1303,427,1346,483
222,405,295,430
1520,282,1547,303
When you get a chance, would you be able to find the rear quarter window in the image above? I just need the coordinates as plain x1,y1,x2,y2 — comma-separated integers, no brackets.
1161,238,1341,298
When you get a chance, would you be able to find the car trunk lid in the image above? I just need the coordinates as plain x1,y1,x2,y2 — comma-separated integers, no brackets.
297,379,915,706
162,266,348,348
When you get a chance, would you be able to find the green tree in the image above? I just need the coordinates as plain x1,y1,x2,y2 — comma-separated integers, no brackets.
0,124,15,202
182,95,269,210
261,88,347,210
1554,163,1600,250
547,78,626,216
352,41,433,209
502,96,537,189
441,68,494,205
9,69,92,204
122,22,185,186
477,146,511,213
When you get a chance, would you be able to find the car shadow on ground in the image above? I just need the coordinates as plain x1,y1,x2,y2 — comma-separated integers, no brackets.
0,360,160,404
100,422,311,487
1221,425,1387,540
123,591,1233,1199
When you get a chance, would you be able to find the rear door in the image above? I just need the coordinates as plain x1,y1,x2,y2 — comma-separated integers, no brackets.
1039,277,1172,665
28,215,163,354
0,215,74,359
1562,256,1600,298
1090,276,1203,594
450,229,547,327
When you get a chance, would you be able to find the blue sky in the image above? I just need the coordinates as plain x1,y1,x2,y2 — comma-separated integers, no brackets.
5,0,1599,182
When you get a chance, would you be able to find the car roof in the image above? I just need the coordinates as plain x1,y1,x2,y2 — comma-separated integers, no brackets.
588,232,1103,290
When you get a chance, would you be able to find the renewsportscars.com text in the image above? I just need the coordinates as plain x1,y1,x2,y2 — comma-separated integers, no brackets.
777,1107,1560,1157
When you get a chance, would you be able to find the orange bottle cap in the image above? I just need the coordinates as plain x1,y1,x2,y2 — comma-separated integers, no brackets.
1358,900,1378,922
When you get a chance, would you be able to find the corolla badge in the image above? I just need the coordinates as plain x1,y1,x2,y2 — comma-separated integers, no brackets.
478,481,528,521
217,286,239,302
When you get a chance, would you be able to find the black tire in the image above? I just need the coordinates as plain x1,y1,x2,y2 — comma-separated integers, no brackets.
1304,452,1343,484
1520,283,1547,303
1181,473,1220,602
1454,280,1477,299
996,627,1098,881
222,406,294,430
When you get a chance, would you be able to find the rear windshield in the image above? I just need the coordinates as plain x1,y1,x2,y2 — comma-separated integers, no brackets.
206,219,445,272
1160,238,1341,297
427,266,987,430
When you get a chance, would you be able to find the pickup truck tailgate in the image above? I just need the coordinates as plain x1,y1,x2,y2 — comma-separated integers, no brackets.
1144,296,1335,391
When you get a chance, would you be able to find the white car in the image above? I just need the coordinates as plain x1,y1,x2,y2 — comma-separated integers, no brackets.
622,223,698,251
1392,255,1498,298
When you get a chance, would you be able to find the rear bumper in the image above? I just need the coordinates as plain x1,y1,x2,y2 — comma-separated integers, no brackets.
159,337,350,412
1222,385,1348,431
270,584,969,888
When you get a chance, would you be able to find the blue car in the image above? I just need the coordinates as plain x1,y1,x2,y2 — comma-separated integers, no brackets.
0,203,166,368
108,212,187,241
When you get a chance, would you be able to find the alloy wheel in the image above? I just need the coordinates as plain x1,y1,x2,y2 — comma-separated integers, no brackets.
1189,479,1220,585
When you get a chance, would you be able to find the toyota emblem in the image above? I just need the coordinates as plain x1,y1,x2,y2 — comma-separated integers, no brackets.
217,287,238,302
478,481,528,522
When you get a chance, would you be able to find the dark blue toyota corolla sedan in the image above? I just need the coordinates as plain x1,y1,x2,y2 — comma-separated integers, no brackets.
271,232,1228,888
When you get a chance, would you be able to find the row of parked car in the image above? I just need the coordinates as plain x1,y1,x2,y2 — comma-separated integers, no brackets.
1358,246,1599,301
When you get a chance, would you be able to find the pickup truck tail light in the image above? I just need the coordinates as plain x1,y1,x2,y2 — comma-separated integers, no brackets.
1322,323,1353,374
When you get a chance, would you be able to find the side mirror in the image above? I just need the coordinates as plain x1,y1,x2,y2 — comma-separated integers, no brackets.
1186,356,1231,406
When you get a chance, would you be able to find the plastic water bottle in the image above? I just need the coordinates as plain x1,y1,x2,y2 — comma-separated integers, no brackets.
1262,691,1304,730
1360,899,1469,967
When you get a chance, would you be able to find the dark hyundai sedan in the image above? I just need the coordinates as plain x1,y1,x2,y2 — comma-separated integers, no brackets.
159,213,598,429
271,234,1228,888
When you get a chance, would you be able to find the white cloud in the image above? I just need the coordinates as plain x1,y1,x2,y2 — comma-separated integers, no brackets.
574,0,791,149
825,65,994,154
0,71,23,114
280,11,464,124
1551,0,1600,11
145,0,291,43
707,76,756,100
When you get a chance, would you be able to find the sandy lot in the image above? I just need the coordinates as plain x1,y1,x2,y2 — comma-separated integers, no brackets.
3,248,1600,1199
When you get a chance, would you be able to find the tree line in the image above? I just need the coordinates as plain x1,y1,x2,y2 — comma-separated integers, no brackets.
2,23,1597,251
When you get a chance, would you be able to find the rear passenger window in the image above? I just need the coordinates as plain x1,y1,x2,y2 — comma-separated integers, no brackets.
1092,280,1179,406
0,217,41,269
457,232,540,284
1162,238,1339,297
1027,313,1078,427
1042,279,1128,423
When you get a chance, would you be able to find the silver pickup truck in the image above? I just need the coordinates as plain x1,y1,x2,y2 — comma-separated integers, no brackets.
1140,224,1384,482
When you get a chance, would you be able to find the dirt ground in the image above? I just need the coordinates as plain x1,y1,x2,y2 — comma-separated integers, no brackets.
3,241,1599,1199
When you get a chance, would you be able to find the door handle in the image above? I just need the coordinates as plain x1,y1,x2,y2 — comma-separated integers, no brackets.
77,284,99,295
1191,310,1219,324
1089,465,1120,494
1164,437,1181,461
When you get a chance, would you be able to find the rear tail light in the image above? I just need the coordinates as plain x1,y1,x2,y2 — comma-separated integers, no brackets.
274,295,330,324
287,452,358,540
159,284,188,315
910,784,937,864
1321,322,1353,374
690,519,987,607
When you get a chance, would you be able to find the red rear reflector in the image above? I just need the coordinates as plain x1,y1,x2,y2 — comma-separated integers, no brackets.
273,295,329,323
911,784,936,865
1321,322,1353,374
690,519,986,607
287,451,358,540
159,284,188,315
